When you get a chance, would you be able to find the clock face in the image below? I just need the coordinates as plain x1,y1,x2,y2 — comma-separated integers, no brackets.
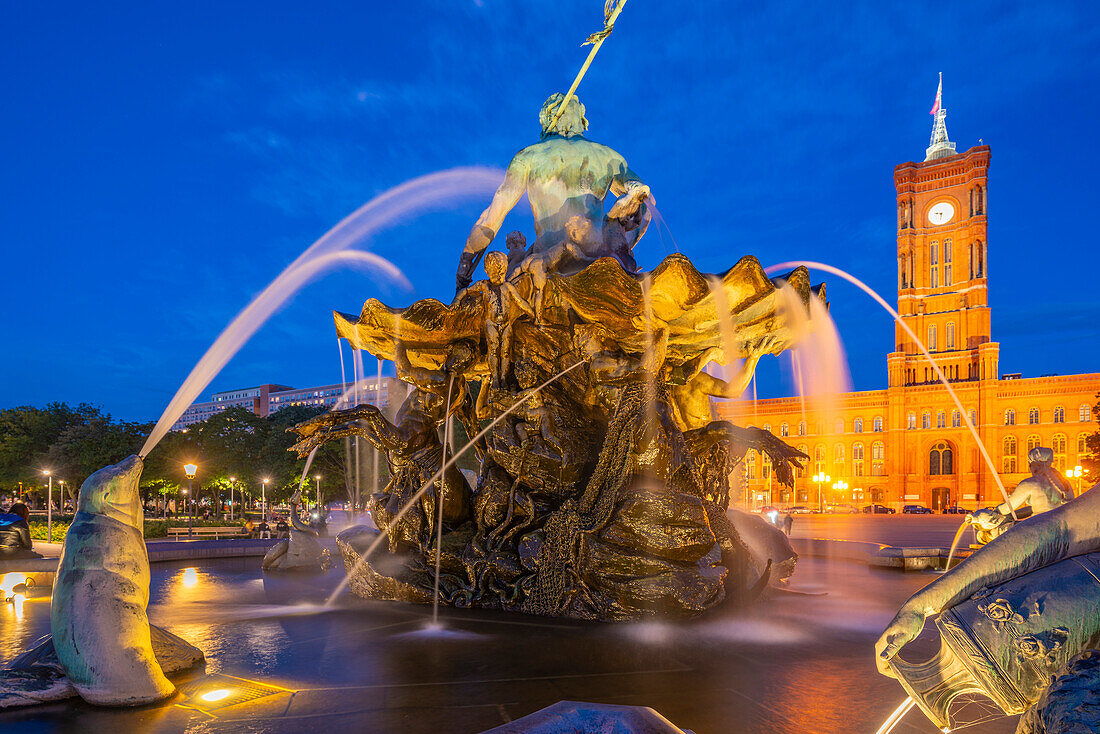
927,201,955,226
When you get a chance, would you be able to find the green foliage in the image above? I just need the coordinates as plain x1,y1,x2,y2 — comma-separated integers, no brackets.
30,517,246,541
0,401,357,514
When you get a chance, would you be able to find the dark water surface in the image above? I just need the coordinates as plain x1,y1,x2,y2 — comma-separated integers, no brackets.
0,557,1016,733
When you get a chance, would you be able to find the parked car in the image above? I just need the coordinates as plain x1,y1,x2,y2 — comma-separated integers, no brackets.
788,505,814,514
903,504,934,514
862,504,896,514
830,503,860,514
943,506,969,514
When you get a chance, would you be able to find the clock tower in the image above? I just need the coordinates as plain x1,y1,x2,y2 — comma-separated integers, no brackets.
889,79,995,389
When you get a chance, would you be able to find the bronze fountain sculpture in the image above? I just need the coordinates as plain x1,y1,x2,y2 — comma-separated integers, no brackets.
290,93,820,621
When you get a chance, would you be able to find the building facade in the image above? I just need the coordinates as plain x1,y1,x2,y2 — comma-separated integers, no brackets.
171,378,402,431
717,89,1099,511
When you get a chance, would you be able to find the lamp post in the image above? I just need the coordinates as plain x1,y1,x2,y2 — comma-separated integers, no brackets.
42,469,53,543
228,477,236,522
812,472,830,513
831,480,849,512
314,474,322,514
262,477,270,524
1066,465,1083,495
183,463,197,538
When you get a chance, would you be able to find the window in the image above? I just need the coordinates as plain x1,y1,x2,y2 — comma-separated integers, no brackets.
1027,434,1041,452
854,417,863,433
1004,408,1016,426
762,452,772,480
1054,406,1065,423
929,442,954,475
834,443,845,462
946,322,955,350
874,416,883,432
796,445,808,478
745,449,757,480
798,421,806,437
907,412,916,430
937,411,946,429
1080,404,1092,423
764,423,772,434
836,419,844,434
780,422,789,437
872,441,885,476
814,445,826,475
1003,435,1017,460
1003,455,1017,473
944,239,952,286
930,241,939,287
928,325,937,351
922,412,931,430
1053,434,1067,470
1029,407,1040,424
1079,433,1088,456
952,410,961,428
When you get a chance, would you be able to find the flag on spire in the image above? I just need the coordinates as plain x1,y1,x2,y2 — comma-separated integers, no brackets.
929,72,943,116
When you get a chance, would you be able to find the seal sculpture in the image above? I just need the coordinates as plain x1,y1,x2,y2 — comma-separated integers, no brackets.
50,455,177,706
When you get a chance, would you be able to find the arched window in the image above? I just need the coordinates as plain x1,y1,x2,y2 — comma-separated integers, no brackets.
1029,407,1040,424
854,417,863,433
798,421,806,436
930,241,940,287
976,184,984,215
1027,434,1041,452
764,423,772,434
796,444,808,478
922,412,931,429
969,409,978,427
977,240,984,278
937,411,946,428
1079,434,1089,456
780,422,789,437
929,442,954,475
1054,406,1065,423
1004,408,1016,426
1053,434,1067,470
834,442,845,463
899,256,907,289
929,325,937,351
836,418,844,434
874,416,883,432
1080,404,1091,423
952,410,961,428
1003,436,1018,473
814,445,825,475
872,442,885,460
745,449,757,480
907,412,916,430
853,443,865,476
946,322,955,350
944,239,952,286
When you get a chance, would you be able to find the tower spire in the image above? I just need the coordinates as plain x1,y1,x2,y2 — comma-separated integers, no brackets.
925,72,956,161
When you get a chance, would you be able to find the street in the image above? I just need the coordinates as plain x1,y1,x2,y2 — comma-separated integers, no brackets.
784,512,973,548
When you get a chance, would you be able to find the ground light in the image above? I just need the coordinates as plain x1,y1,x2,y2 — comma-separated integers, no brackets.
175,673,296,716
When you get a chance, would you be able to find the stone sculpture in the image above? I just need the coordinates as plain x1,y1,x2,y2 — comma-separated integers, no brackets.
292,94,822,621
876,482,1100,732
20,456,204,707
262,490,332,573
966,446,1074,545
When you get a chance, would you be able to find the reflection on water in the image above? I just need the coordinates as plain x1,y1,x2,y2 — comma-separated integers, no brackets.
0,557,1014,733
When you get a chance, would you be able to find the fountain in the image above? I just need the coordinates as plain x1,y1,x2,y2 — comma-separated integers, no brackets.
286,89,823,622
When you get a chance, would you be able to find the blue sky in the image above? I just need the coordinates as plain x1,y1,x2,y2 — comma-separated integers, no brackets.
2,1,1098,420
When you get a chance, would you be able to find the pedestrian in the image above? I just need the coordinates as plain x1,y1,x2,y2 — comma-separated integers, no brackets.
0,503,42,559
783,511,794,536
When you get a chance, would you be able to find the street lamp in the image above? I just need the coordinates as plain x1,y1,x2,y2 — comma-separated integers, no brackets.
183,462,198,538
228,477,236,522
831,479,849,510
1066,465,1083,495
314,474,322,513
262,477,270,523
812,472,830,513
42,469,53,543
